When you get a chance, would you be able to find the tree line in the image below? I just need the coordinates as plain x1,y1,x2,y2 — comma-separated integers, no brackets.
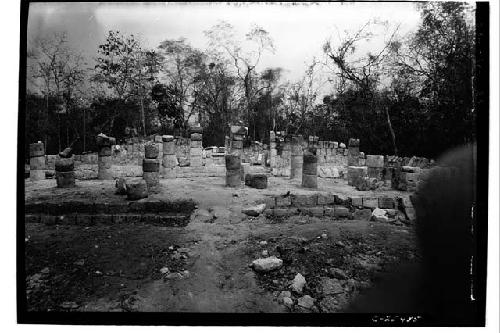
25,2,476,158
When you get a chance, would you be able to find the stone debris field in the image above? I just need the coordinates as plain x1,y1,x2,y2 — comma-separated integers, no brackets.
24,130,450,313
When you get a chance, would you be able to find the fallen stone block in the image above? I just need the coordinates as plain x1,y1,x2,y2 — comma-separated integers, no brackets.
372,208,389,222
244,173,268,189
242,204,267,217
353,208,372,220
334,206,349,218
251,256,283,272
126,179,148,200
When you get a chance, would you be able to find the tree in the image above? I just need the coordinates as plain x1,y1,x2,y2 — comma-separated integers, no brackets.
27,32,88,151
390,2,476,155
94,30,160,135
196,61,238,145
157,38,206,135
323,21,401,154
205,21,275,140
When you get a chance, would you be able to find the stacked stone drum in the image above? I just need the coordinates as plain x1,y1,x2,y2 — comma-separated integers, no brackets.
225,153,241,187
190,127,203,167
302,150,318,188
29,142,46,181
290,135,303,180
55,154,75,188
161,135,178,178
143,142,160,188
96,134,115,180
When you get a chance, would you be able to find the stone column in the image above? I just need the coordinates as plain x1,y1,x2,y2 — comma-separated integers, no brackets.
225,153,241,187
29,142,46,181
269,131,277,171
302,150,318,188
366,155,385,180
290,135,303,180
162,135,178,179
96,134,115,180
347,138,360,166
143,142,160,188
55,154,75,188
230,129,244,156
190,128,203,167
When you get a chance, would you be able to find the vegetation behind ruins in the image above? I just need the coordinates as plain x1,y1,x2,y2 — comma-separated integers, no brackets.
24,3,476,159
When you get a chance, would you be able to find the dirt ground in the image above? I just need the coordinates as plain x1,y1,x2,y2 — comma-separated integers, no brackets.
24,177,418,313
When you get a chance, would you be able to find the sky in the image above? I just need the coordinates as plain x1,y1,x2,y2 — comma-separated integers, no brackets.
27,2,423,84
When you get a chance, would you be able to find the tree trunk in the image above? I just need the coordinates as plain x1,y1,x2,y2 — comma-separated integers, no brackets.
385,106,398,156
140,97,146,136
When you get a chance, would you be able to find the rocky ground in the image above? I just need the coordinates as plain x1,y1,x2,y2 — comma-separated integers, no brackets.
24,177,418,313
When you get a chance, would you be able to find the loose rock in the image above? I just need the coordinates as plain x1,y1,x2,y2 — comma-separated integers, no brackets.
372,208,389,222
242,203,266,217
297,295,316,309
251,256,283,272
319,277,344,295
329,267,348,280
283,297,294,308
290,273,306,293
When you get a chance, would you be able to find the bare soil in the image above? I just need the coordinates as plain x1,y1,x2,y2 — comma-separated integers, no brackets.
24,177,418,313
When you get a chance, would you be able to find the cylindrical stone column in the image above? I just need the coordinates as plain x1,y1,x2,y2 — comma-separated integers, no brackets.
97,134,114,180
29,142,46,181
190,132,203,167
225,153,241,187
302,151,318,188
143,158,160,189
162,135,178,178
290,135,303,179
55,156,75,188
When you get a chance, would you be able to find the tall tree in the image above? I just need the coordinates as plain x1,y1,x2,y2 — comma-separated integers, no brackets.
157,38,206,135
28,32,88,151
94,30,160,135
205,21,275,140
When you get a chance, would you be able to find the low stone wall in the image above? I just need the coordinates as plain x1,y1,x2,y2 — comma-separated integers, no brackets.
258,191,414,222
24,198,197,227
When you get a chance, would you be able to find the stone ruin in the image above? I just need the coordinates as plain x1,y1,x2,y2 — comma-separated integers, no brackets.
27,127,442,195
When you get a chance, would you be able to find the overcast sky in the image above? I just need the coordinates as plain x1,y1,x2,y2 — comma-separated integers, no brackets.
27,2,422,82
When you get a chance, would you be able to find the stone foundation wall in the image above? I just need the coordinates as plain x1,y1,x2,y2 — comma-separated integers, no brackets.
258,191,414,222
